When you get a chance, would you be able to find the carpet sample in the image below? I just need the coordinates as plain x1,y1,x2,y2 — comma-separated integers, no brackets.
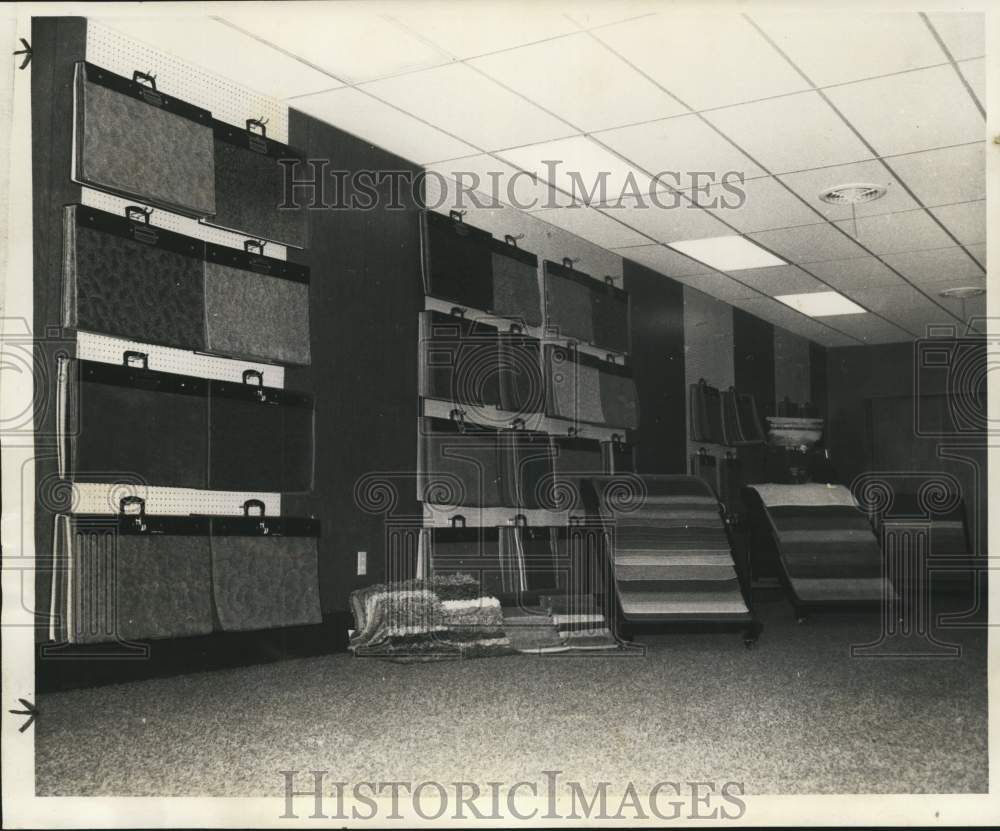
429,527,517,597
498,331,544,416
61,359,209,488
591,279,630,354
52,514,213,644
62,205,207,351
209,518,322,632
203,246,311,365
418,417,504,508
419,311,501,409
544,345,606,425
750,483,860,508
74,62,215,217
421,211,493,312
586,475,751,622
544,260,595,344
204,121,308,248
598,362,640,429
208,380,314,492
501,607,568,653
491,239,541,327
550,436,605,511
544,346,638,429
736,393,765,443
498,429,554,510
747,484,892,605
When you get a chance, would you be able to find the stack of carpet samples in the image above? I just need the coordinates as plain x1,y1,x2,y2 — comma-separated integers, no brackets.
502,595,622,654
349,574,514,661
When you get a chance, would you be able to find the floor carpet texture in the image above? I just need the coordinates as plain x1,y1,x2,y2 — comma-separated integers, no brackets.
35,598,987,796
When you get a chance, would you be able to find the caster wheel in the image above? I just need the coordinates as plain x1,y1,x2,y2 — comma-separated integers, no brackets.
796,615,808,625
744,638,757,649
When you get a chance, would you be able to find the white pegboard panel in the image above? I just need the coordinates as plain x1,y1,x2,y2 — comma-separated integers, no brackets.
422,504,573,529
79,189,287,260
423,296,545,340
70,482,281,516
420,398,629,444
77,331,285,388
422,395,545,432
86,19,288,143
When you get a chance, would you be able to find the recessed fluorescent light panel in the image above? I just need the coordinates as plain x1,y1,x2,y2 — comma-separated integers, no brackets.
775,291,867,317
667,236,786,271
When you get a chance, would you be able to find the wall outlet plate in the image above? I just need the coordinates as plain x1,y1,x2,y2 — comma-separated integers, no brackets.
357,550,367,576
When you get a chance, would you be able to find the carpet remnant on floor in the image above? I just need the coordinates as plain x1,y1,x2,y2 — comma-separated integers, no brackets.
349,574,513,660
503,595,621,653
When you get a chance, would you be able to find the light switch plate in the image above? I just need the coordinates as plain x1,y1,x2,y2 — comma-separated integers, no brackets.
357,551,367,576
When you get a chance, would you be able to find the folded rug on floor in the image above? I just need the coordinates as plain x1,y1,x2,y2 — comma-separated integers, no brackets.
503,595,621,653
349,574,513,660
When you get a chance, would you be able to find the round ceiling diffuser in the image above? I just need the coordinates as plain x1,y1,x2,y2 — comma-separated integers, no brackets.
939,286,986,299
818,183,888,205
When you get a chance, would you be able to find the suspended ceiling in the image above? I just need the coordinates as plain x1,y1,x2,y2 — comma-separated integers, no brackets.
100,3,988,347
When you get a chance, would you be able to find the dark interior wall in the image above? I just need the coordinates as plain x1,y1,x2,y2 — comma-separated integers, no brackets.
827,342,919,483
733,308,775,424
622,259,686,473
31,17,86,642
827,341,986,553
809,341,828,421
285,110,422,613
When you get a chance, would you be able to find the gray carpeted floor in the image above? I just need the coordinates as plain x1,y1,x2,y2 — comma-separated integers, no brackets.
35,598,987,796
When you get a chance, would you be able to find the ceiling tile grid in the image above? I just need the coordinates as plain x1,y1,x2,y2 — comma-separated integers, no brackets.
833,209,956,256
165,6,988,346
359,62,577,151
468,33,687,132
748,224,870,264
612,244,715,277
823,64,984,158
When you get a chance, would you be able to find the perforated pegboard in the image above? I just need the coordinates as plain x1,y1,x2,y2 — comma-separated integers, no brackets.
424,296,545,341
420,396,625,443
79,189,287,260
422,504,573,529
69,483,281,516
86,19,288,143
77,331,285,388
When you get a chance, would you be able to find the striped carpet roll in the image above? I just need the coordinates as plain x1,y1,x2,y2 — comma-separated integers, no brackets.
749,485,892,605
585,475,750,622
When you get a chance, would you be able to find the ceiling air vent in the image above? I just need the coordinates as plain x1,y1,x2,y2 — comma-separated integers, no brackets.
938,286,985,299
818,182,888,241
939,286,986,327
818,183,888,205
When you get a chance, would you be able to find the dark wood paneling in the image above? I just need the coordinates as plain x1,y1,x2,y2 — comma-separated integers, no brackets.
827,341,986,555
285,110,422,612
809,341,827,421
733,308,775,422
622,259,686,473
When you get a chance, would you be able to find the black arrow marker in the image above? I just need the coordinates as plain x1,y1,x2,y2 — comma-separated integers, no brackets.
10,698,39,732
13,38,31,70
